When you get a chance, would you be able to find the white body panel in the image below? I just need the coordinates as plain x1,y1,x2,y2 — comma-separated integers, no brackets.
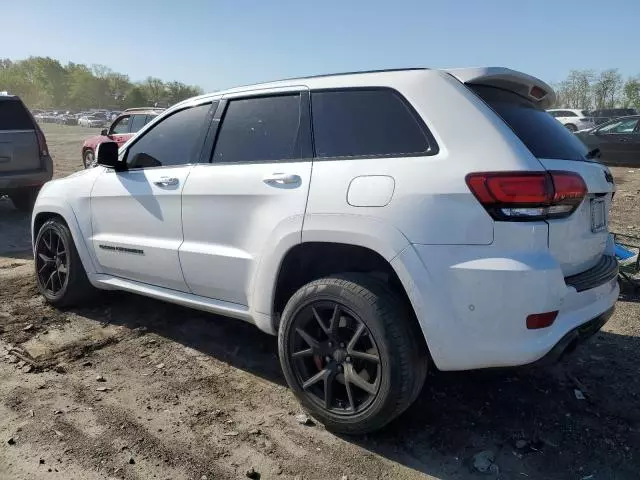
179,162,312,306
90,167,192,291
32,67,619,371
538,158,614,276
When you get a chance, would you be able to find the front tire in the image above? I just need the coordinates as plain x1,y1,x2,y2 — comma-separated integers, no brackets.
9,187,40,212
83,149,95,169
35,219,95,307
278,274,428,434
565,123,577,132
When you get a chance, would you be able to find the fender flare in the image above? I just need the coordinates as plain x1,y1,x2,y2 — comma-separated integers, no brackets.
250,214,411,333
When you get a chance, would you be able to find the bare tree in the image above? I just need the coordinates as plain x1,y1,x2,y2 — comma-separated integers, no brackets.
553,70,594,109
592,69,623,109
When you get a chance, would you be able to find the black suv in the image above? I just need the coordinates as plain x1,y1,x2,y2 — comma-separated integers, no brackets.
590,108,639,125
0,95,52,211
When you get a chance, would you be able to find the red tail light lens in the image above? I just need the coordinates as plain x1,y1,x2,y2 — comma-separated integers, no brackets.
466,171,586,221
530,85,547,100
526,311,558,329
35,127,49,157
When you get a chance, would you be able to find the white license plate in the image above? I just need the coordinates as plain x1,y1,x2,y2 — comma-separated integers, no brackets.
591,198,607,232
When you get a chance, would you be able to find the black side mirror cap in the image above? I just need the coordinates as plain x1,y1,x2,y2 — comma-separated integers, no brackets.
96,141,125,171
100,128,108,136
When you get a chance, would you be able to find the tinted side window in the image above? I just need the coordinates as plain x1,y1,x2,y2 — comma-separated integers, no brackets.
111,116,130,134
129,114,147,133
311,89,430,158
563,111,577,117
126,104,211,168
0,99,34,130
599,118,639,134
212,94,302,163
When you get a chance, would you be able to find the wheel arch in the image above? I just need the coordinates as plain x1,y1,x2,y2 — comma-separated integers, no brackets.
250,215,411,330
264,241,432,363
32,204,98,277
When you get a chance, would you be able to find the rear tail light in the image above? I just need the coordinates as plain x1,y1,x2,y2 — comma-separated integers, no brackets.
35,127,49,158
466,171,587,221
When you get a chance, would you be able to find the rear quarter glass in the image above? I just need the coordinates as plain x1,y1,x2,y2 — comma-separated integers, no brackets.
0,99,35,130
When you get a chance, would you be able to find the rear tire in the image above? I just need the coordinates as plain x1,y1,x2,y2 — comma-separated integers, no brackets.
278,273,428,434
34,218,96,307
565,123,577,132
9,187,40,212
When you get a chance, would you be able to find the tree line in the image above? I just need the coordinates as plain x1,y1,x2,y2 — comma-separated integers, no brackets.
552,69,640,111
4,57,639,113
0,56,204,110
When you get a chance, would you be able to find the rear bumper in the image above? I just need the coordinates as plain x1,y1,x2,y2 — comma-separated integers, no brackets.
0,155,53,192
532,306,614,365
391,242,619,371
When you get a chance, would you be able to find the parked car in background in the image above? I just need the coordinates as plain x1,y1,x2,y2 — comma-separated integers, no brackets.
81,107,163,167
590,108,638,125
78,114,108,128
575,115,640,166
0,94,52,211
35,111,59,123
547,109,595,132
34,67,618,434
55,112,78,125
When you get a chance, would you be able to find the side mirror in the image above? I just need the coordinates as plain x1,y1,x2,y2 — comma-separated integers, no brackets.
96,142,125,171
100,128,109,136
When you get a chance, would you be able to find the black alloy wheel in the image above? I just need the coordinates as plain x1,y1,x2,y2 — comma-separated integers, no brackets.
35,226,69,298
288,301,382,414
279,274,428,434
34,219,95,307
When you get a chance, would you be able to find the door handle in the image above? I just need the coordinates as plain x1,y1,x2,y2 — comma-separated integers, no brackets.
153,176,179,187
263,173,301,186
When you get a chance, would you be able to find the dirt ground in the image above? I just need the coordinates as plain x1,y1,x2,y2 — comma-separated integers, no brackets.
1,124,639,480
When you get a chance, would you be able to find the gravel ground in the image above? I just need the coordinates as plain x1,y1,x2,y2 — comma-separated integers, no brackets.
0,124,638,480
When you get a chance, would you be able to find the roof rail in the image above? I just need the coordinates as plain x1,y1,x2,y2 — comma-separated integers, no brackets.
232,68,429,90
123,107,165,112
274,67,428,83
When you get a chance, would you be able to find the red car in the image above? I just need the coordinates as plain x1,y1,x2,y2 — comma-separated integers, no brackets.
81,107,163,168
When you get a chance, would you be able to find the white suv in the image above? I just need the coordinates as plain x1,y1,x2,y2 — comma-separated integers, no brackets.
32,68,618,434
547,108,596,132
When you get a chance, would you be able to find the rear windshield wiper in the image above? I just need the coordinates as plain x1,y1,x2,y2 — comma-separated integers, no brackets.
586,148,601,160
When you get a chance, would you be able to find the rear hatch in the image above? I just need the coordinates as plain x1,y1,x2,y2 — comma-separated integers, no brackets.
0,97,41,173
451,70,614,277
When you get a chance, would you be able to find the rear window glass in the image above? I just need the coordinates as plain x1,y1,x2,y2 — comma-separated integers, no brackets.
471,85,588,161
0,99,34,130
311,89,431,158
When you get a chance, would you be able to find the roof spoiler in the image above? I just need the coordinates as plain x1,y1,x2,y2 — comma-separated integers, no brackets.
445,67,556,109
